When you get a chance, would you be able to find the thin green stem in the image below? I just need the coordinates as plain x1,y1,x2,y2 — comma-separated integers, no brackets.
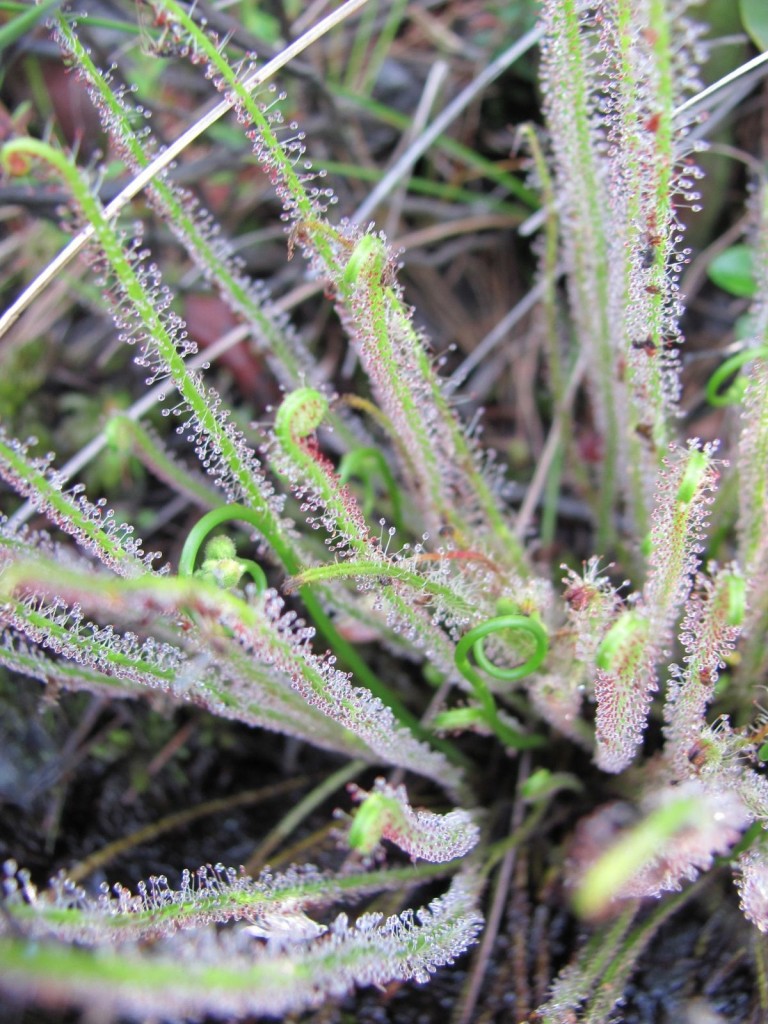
245,760,365,873
338,447,405,534
289,558,474,617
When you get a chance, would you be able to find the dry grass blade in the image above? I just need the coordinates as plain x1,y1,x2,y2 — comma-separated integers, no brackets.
0,0,370,341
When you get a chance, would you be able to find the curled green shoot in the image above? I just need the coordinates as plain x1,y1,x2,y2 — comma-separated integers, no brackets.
178,504,271,594
462,613,549,684
435,614,548,750
177,504,458,759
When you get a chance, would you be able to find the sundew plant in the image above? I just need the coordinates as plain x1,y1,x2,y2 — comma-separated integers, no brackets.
1,0,768,1020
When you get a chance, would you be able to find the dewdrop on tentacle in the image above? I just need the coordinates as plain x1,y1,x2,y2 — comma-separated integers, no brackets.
242,903,328,944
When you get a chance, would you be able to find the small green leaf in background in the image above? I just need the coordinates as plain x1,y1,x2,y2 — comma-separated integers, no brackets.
740,0,768,50
707,243,757,298
238,5,281,46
